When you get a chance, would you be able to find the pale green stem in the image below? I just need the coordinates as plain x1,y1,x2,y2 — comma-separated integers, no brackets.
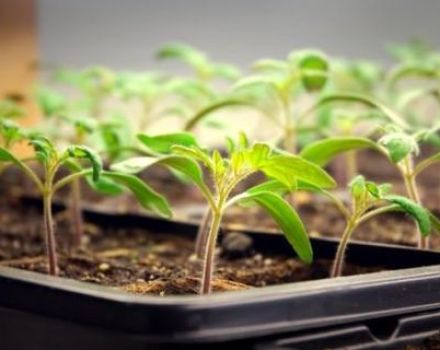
138,99,152,133
356,204,399,226
70,178,84,247
400,156,428,249
282,98,296,154
194,207,211,258
43,190,58,276
413,157,439,177
200,207,222,294
331,203,407,278
53,169,91,193
331,219,356,278
345,150,357,185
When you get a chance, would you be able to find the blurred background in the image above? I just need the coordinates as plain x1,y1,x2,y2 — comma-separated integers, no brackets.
2,0,440,138
38,0,440,69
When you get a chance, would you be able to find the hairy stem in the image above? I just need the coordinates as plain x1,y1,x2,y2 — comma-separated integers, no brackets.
200,209,222,295
138,100,152,133
346,150,357,184
43,191,58,276
195,208,211,258
331,219,356,278
70,178,84,247
283,126,296,154
53,169,91,193
401,156,428,249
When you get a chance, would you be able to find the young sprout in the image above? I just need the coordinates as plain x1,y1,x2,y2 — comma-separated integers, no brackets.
329,58,383,95
115,72,217,133
156,43,241,83
298,89,411,187
310,175,431,277
0,100,29,175
0,135,171,275
112,132,336,294
300,125,440,249
0,99,26,120
55,66,117,119
183,49,329,153
378,126,440,249
387,39,440,67
37,87,125,247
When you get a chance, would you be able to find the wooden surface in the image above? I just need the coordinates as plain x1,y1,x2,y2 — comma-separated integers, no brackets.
0,0,39,154
0,0,39,124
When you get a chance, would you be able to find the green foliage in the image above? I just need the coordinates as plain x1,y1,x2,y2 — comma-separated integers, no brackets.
138,132,198,154
101,171,171,218
0,100,25,119
383,195,431,235
156,43,240,82
65,145,103,181
289,49,329,91
300,137,378,166
379,130,419,163
114,132,334,279
37,87,67,117
238,190,313,263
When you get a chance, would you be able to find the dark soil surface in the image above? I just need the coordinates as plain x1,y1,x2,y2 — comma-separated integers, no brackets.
0,197,382,295
0,148,439,295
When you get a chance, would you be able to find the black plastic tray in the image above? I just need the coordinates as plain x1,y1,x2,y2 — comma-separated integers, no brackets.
256,309,440,349
1,205,440,349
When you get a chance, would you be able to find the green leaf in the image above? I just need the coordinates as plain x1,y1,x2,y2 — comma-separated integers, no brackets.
0,147,21,163
291,50,329,91
252,59,289,74
102,171,172,218
366,181,381,199
236,191,313,263
184,99,253,131
0,100,25,119
379,132,419,163
303,93,408,129
429,212,440,234
66,145,103,181
37,87,66,117
386,64,438,91
87,175,124,195
212,149,225,178
171,145,213,169
300,137,378,166
238,131,250,149
64,159,123,196
111,155,204,187
349,175,367,202
232,78,284,123
0,119,23,147
384,195,431,235
29,136,57,164
137,132,198,154
260,155,336,189
246,180,291,196
212,63,241,81
156,43,207,69
246,142,271,167
414,151,440,176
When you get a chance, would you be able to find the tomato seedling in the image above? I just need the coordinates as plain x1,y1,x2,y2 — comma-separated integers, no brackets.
0,135,171,275
112,132,336,294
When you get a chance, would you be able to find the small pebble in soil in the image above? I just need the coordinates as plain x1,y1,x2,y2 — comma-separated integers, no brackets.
98,263,110,271
264,258,272,266
221,232,253,258
188,254,198,262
